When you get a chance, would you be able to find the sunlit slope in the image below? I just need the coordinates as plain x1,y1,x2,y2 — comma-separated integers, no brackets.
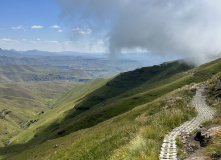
0,81,81,147
7,88,197,160
75,60,192,110
190,58,221,74
2,58,221,160
0,60,191,158
12,61,193,140
0,78,108,159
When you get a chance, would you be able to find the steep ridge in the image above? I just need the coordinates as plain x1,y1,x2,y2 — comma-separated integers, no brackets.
0,58,220,160
37,60,194,138
0,79,108,159
159,86,216,159
74,60,192,111
3,84,197,160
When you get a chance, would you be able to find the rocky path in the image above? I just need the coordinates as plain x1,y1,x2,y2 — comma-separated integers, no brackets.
159,88,216,160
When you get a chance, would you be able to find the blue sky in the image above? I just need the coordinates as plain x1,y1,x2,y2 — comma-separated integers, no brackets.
1,0,221,63
0,0,105,52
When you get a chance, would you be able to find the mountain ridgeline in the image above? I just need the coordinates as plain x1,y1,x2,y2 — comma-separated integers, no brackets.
75,60,192,111
0,58,220,160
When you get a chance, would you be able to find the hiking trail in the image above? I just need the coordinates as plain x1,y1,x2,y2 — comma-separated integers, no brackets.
159,87,216,160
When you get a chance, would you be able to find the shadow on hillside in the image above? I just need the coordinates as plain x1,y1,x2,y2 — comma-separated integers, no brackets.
1,58,221,159
0,120,62,160
74,61,192,110
0,61,194,159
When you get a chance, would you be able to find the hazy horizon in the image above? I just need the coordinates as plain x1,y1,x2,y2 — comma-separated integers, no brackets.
1,0,221,65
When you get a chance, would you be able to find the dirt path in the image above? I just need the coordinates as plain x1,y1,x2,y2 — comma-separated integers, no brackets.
159,88,216,160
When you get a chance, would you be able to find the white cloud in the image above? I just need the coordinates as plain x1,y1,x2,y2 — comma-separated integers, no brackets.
31,25,43,29
29,41,38,44
72,28,92,35
0,38,20,44
57,0,221,63
49,25,60,29
29,39,42,44
58,30,63,32
98,40,104,44
45,40,60,44
12,25,23,30
64,41,73,45
37,38,41,41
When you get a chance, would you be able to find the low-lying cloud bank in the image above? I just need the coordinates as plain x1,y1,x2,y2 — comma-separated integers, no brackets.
57,0,221,65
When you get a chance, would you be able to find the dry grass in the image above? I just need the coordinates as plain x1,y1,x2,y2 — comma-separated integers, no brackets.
204,130,221,158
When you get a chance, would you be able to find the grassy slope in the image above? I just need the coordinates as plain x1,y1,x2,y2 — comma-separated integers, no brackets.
0,81,82,147
0,78,108,159
204,72,221,158
4,61,192,144
1,58,221,159
8,88,197,160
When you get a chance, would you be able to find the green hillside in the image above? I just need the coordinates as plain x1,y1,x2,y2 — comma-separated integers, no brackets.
0,58,220,160
0,81,82,147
